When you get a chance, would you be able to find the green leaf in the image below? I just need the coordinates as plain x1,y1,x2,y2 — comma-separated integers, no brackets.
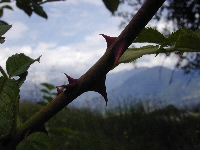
0,24,11,36
42,96,53,102
17,132,50,150
32,3,48,19
161,28,195,48
41,83,55,90
0,77,19,114
6,53,41,77
195,29,200,39
40,89,50,94
102,0,119,14
0,20,9,25
116,45,159,65
17,71,28,87
134,27,166,44
16,1,32,16
175,34,200,50
0,24,11,44
0,66,8,78
2,5,13,10
0,37,5,44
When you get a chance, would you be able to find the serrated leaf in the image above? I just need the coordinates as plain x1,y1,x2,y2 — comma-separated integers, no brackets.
175,34,200,50
116,45,159,65
0,77,19,114
33,3,47,19
134,27,166,44
17,132,50,150
102,0,119,14
0,24,11,37
161,28,195,48
6,53,41,77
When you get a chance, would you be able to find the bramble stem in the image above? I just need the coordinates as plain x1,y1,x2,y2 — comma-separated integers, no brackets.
0,0,166,149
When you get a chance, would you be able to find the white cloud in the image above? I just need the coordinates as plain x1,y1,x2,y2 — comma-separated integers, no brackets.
4,22,28,39
49,0,103,7
0,1,178,86
0,36,177,86
81,0,103,5
48,8,63,18
136,54,177,69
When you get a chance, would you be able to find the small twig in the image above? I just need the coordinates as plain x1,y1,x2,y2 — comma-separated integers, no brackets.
0,66,8,78
39,0,66,5
18,0,166,137
0,0,166,149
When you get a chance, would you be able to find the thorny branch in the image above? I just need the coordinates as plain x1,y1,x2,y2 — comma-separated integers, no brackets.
0,0,166,149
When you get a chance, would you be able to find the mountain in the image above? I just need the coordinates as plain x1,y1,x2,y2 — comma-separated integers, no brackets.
72,66,200,109
19,66,200,109
69,67,148,107
109,66,200,106
106,67,148,91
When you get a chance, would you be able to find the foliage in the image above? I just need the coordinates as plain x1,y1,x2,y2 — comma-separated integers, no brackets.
0,0,65,24
15,101,200,150
37,82,57,106
0,0,120,24
116,27,200,66
117,0,200,31
102,0,120,14
17,132,50,150
1,0,200,149
116,0,200,75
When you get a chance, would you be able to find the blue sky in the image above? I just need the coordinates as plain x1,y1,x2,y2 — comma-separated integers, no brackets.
0,0,177,86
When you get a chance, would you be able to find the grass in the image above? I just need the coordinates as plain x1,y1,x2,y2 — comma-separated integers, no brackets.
15,99,200,149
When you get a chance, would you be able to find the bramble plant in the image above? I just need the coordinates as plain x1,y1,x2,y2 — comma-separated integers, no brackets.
1,0,200,149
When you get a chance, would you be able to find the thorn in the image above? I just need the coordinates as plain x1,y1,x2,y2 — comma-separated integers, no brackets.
23,124,48,141
101,34,127,65
113,41,126,65
100,34,117,48
58,73,79,92
64,73,78,84
56,86,63,95
88,75,108,105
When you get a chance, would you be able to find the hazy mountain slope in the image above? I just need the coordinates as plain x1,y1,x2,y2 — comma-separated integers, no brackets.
108,66,200,107
20,66,200,109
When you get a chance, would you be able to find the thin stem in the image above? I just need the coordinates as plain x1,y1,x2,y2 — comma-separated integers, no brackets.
0,66,8,78
18,0,166,136
0,0,166,149
39,0,66,5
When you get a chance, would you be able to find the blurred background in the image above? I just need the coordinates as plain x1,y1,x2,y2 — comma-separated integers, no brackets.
1,0,200,149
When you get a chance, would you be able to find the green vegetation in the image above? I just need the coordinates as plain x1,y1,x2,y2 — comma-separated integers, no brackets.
16,100,200,150
2,0,200,148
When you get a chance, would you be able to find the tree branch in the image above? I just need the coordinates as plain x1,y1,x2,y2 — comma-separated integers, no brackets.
1,0,166,149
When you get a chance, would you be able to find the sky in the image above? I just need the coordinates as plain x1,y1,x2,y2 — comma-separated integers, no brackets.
0,0,177,86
